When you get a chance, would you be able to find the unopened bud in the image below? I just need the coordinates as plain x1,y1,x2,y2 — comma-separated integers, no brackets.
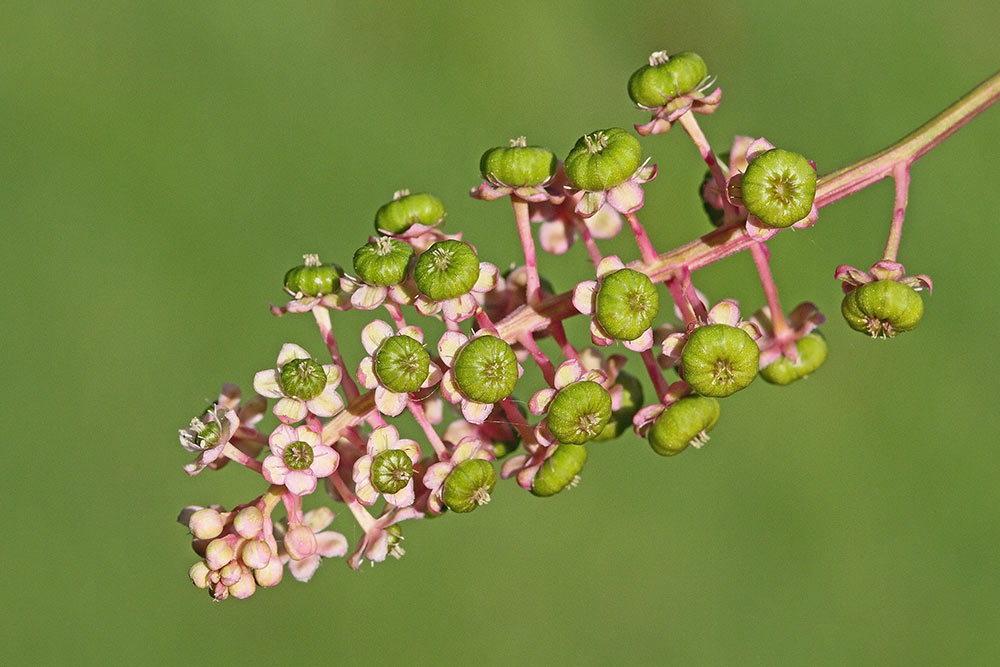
233,507,264,538
189,508,225,540
254,556,284,588
228,567,257,600
284,524,317,560
189,561,211,589
240,539,272,570
205,535,237,571
219,560,243,587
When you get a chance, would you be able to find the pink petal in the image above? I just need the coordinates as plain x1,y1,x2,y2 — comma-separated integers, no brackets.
284,470,318,496
357,356,378,389
351,284,388,310
501,454,529,479
439,370,461,404
384,482,415,508
252,369,283,399
305,386,344,418
461,400,494,425
661,333,687,362
728,135,754,173
623,327,654,352
374,386,408,417
539,220,572,255
361,320,394,355
422,363,442,388
353,477,378,505
398,325,423,343
309,445,340,478
473,262,499,292
834,264,872,287
745,216,780,241
574,190,606,218
596,255,625,278
316,531,348,558
442,294,476,321
529,388,557,415
572,281,598,315
553,360,584,389
322,363,341,388
274,397,307,424
708,299,742,327
516,462,542,490
288,555,322,582
423,461,453,491
277,343,310,367
303,506,336,532
367,425,399,454
262,455,288,485
606,180,645,215
745,137,776,162
415,296,441,316
294,425,320,447
437,331,468,366
589,319,614,346
585,206,622,239
268,424,296,452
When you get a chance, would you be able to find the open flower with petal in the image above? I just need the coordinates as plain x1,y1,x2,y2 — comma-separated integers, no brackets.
437,330,522,424
527,358,609,446
660,298,762,367
414,261,499,322
572,255,656,351
568,159,657,219
355,321,441,417
834,260,933,295
253,343,344,424
339,274,418,312
352,425,422,508
347,505,423,570
632,50,722,136
274,507,348,582
750,302,826,367
531,195,624,255
262,424,340,495
500,440,554,490
179,405,239,476
422,437,495,514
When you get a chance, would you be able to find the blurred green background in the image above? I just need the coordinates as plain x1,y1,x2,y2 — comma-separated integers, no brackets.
3,1,998,664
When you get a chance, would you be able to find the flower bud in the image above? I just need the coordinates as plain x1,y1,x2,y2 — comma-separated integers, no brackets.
189,561,211,589
284,524,318,560
353,237,414,286
480,137,558,187
219,560,243,587
442,459,497,513
374,334,431,393
681,324,759,397
284,254,342,297
233,507,264,539
532,444,588,497
240,539,273,570
628,51,708,108
414,240,481,301
760,332,828,385
547,381,612,445
453,335,519,404
375,190,445,235
841,280,923,338
739,149,816,228
254,556,284,588
648,396,721,456
188,508,225,540
205,536,237,571
596,268,659,341
228,567,257,600
564,128,642,191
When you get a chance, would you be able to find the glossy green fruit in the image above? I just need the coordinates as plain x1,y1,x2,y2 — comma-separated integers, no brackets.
453,335,519,404
371,449,414,494
480,140,557,187
596,268,659,341
628,51,708,108
564,128,642,191
648,396,720,456
547,381,612,445
741,149,816,228
374,191,445,235
532,444,588,497
278,358,328,400
353,237,414,286
760,332,829,385
841,280,924,338
593,371,644,442
414,240,480,301
374,335,430,393
681,324,759,397
442,459,496,513
284,256,342,297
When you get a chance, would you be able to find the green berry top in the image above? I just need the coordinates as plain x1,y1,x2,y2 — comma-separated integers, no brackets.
414,240,481,301
841,280,924,338
647,396,720,456
740,148,817,228
681,324,760,397
480,136,558,188
628,50,709,109
564,128,643,191
453,335,519,404
531,444,588,497
546,380,613,445
595,268,660,341
760,332,828,385
353,237,414,287
374,190,445,235
284,253,343,297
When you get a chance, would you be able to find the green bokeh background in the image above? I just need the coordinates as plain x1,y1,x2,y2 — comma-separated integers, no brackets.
3,2,998,664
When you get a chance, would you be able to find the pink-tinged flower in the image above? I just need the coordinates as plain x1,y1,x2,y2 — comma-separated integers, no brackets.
631,381,696,436
750,302,826,367
569,159,657,219
572,255,656,351
726,137,819,241
253,343,344,424
578,347,629,410
531,195,624,255
339,273,418,312
355,321,442,417
481,265,553,326
660,298,762,367
443,410,520,458
834,260,933,295
181,384,267,475
437,330,523,424
470,150,565,205
414,261,499,323
274,506,347,582
347,505,423,570
500,438,560,490
262,424,340,495
422,437,495,514
179,405,239,476
633,52,722,136
352,425,422,508
529,359,608,429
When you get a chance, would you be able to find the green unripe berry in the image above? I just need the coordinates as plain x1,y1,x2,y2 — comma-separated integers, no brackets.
740,149,816,228
596,268,659,341
374,191,445,235
353,237,414,287
371,449,414,494
532,444,587,497
628,51,708,108
279,358,328,400
282,440,315,471
414,240,480,301
593,371,644,442
547,381,613,445
564,128,642,191
374,335,430,393
681,324,760,397
284,254,342,297
760,332,829,385
648,396,720,456
480,137,557,187
442,459,496,513
841,280,924,338
453,336,519,404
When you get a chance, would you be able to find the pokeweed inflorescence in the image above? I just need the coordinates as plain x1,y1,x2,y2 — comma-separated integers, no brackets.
176,48,1000,601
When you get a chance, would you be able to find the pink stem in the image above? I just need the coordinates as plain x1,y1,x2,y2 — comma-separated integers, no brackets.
882,161,912,262
571,217,604,267
665,276,698,327
511,196,543,305
749,241,790,340
280,491,304,524
549,321,579,361
326,471,375,531
222,442,263,473
341,426,368,451
518,332,556,386
475,307,497,332
500,397,536,444
640,349,670,402
313,307,360,400
384,301,407,330
407,399,448,459
624,212,659,264
677,112,731,209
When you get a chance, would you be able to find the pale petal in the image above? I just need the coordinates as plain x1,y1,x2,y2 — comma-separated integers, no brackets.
316,531,348,558
585,206,623,239
388,283,416,305
728,135,754,173
396,439,422,464
361,320,394,355
606,180,645,215
554,360,584,389
218,383,242,408
422,363,442,388
596,255,625,279
834,264,872,288
284,470,318,496
501,454,529,480
516,462,542,490
582,369,608,383
354,477,379,506
623,328,654,352
738,321,763,340
575,190,606,218
462,400,494,425
295,425,320,448
452,437,488,463
277,343,311,367
367,425,397,455
322,363,341,388
632,404,665,435
437,331,468,366
745,137,776,162
708,299,742,327
268,424,296,452
305,386,344,418
442,294,477,321
385,482,415,508
791,203,818,229
661,333,687,362
422,461,453,491
539,220,572,255
745,215,780,241
253,369,283,399
788,302,824,330
374,386,408,417
357,356,378,389
351,284,388,310
288,555,321,582
529,388,557,415
572,281,598,315
439,370,461,404
309,445,340,478
473,262,499,292
274,397,307,424
398,325,423,343
415,295,441,316
262,455,288,485
303,506,336,532
589,319,614,346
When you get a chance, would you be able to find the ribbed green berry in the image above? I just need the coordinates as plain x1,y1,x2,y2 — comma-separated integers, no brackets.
628,51,708,108
681,324,759,397
648,396,720,456
442,459,496,513
414,240,480,301
353,237,414,287
841,280,924,338
532,444,587,497
760,332,829,385
547,381,612,445
593,371,644,442
740,149,816,228
282,440,315,470
596,268,659,341
374,191,445,235
371,449,413,494
564,128,642,191
284,254,342,297
453,336,518,404
374,335,430,393
278,358,328,400
480,137,557,187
